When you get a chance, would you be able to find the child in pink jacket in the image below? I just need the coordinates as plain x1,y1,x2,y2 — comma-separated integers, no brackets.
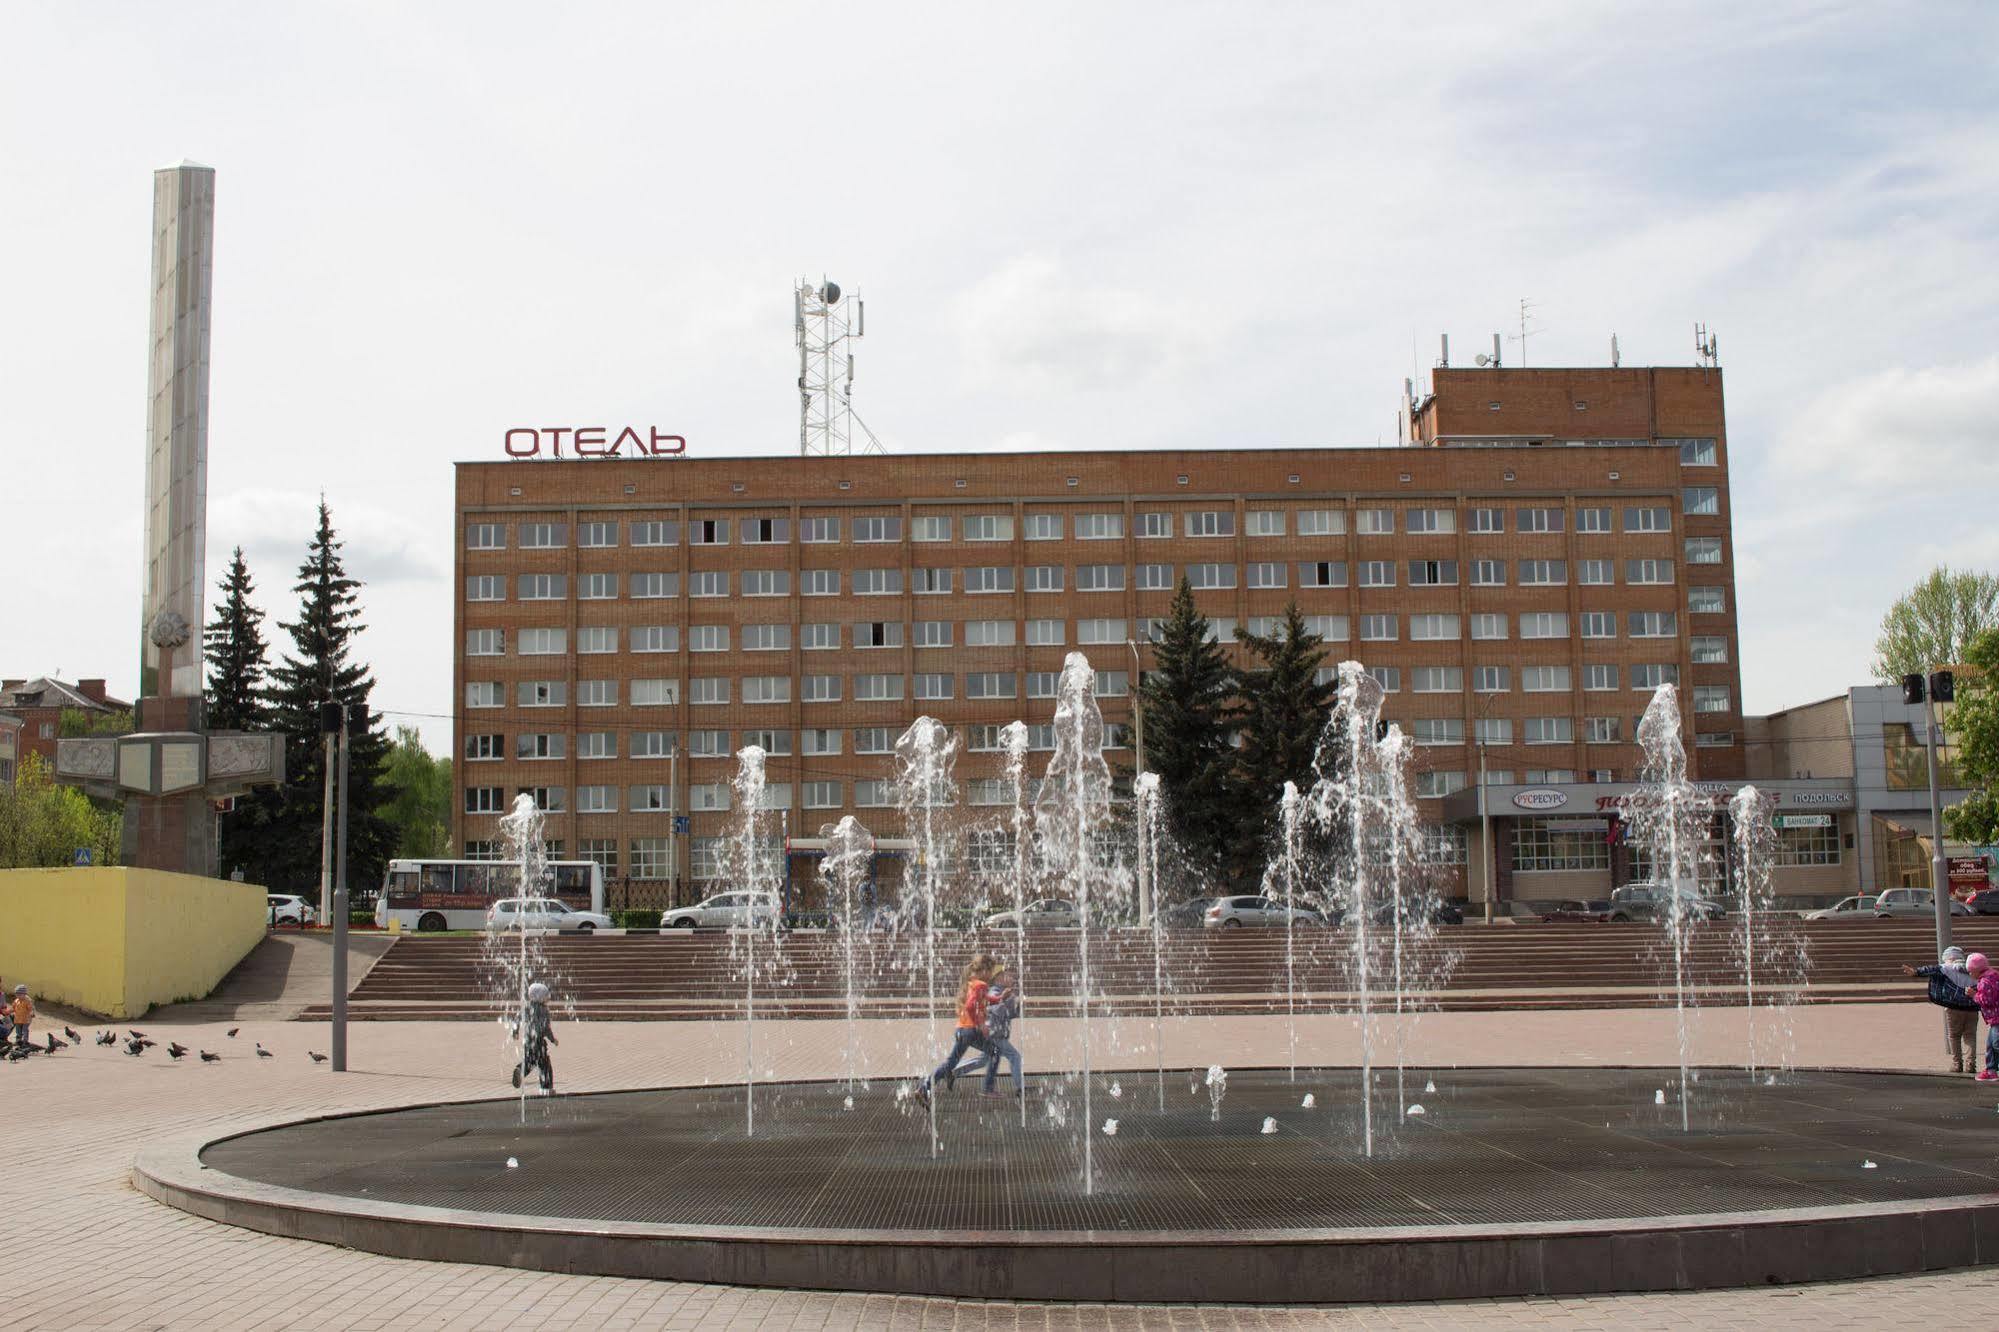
1969,954,1999,1081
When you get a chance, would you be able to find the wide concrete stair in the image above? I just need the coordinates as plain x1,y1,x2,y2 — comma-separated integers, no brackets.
298,919,1999,1021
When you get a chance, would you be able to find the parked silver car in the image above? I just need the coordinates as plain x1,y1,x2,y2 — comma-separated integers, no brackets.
1804,894,1879,921
1867,887,1971,920
1607,882,1727,923
1203,894,1324,929
984,897,1080,929
660,891,783,930
486,897,613,933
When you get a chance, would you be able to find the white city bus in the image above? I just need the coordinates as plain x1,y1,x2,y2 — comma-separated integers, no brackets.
375,858,607,932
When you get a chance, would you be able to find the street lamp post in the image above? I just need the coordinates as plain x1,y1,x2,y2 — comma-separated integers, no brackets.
1128,639,1149,925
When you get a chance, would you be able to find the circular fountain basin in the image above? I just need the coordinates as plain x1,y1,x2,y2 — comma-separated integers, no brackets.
137,1067,1999,1302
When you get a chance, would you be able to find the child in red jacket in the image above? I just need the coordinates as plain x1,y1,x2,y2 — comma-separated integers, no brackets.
1969,954,1999,1081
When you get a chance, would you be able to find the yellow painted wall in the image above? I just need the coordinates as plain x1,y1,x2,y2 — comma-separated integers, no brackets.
0,868,267,1019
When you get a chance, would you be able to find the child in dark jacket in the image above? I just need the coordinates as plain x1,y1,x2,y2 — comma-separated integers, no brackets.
1902,945,1981,1074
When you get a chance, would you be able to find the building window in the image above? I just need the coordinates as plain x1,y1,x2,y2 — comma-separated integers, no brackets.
1299,560,1346,588
1575,507,1612,534
967,672,1016,699
1467,559,1505,587
689,572,728,597
742,624,791,652
1094,670,1129,697
742,517,790,544
1674,438,1719,466
1467,507,1503,533
964,619,1015,647
742,570,790,597
913,620,952,648
1359,560,1396,588
1350,507,1390,535
855,674,903,702
688,677,730,706
800,569,840,596
1689,586,1726,613
1185,510,1235,538
1691,636,1728,664
1077,618,1125,644
578,520,618,548
800,517,840,543
1584,664,1619,691
1246,510,1285,537
854,568,904,596
688,730,729,757
1416,770,1467,798
631,838,671,879
519,522,567,549
689,518,729,545
1136,511,1171,538
1410,613,1460,640
803,674,842,702
803,728,842,756
579,839,618,874
1475,718,1512,745
912,567,953,594
1577,559,1614,586
853,621,900,649
803,781,841,810
1024,619,1062,646
1186,563,1236,590
1297,509,1343,536
1412,666,1462,693
1359,614,1397,641
1523,716,1574,745
1516,507,1563,533
1683,486,1720,516
1023,513,1062,541
577,785,616,814
965,566,1015,594
1631,664,1679,690
519,786,565,812
464,786,504,814
578,679,619,707
1471,613,1508,640
1629,611,1678,638
464,734,502,760
632,521,678,546
853,727,894,755
1522,665,1570,692
855,780,892,808
687,625,728,653
1696,732,1735,749
689,783,731,812
631,572,678,599
1518,559,1566,586
1626,559,1675,585
1519,612,1568,639
687,838,724,879
466,574,506,601
1026,672,1059,699
914,673,953,700
743,676,790,704
1580,611,1616,639
1624,506,1671,533
518,680,566,707
1409,559,1458,586
743,728,792,756
1584,717,1621,744
1692,685,1732,713
1513,818,1610,872
1777,823,1839,865
802,622,840,650
518,628,566,655
466,628,504,656
1473,665,1509,693
853,516,902,543
466,523,506,550
1205,618,1236,644
576,573,617,601
1076,513,1124,540
911,515,951,542
517,573,567,600
632,731,675,758
1409,718,1463,745
1407,508,1455,534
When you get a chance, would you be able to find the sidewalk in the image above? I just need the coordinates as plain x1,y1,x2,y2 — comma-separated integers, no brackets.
3,1003,1993,1330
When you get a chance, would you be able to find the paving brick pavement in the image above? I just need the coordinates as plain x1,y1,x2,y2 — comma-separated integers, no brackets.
4,1003,1995,1330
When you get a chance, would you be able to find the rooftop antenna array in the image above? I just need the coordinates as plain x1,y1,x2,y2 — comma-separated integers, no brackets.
1505,298,1539,367
1694,323,1720,370
795,277,884,457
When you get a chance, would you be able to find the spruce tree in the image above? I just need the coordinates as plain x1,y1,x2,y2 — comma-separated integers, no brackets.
1138,579,1239,889
205,546,275,880
262,500,397,896
1231,602,1336,877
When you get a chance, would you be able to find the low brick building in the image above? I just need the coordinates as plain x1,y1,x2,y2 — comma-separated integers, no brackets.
0,677,129,771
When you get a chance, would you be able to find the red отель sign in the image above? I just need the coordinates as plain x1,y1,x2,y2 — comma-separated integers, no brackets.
504,427,686,459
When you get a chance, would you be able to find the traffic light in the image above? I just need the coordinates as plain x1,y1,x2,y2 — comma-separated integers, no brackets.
1933,670,1955,704
1903,673,1926,705
319,701,343,734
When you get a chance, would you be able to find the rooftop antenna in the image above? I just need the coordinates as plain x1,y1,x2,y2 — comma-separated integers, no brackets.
1437,333,1449,368
1505,298,1539,367
1694,323,1719,369
1475,332,1500,368
1610,333,1621,368
795,277,883,456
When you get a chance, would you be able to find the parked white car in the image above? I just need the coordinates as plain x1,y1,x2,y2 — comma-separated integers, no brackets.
486,897,613,933
1203,895,1324,929
984,898,1080,929
267,894,316,928
660,891,783,930
1867,887,1971,920
1805,894,1879,921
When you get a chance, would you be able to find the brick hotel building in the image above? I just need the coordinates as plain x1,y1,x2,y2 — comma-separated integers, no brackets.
453,364,1817,910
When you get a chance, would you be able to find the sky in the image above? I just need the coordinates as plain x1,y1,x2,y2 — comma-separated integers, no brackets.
5,3,1998,753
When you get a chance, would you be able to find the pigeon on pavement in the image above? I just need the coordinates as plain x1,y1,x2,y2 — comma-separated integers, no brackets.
124,1040,145,1057
308,1051,327,1063
96,1031,115,1046
199,1051,221,1063
226,1027,240,1038
167,1043,189,1060
44,1034,65,1053
63,1026,81,1043
255,1043,273,1059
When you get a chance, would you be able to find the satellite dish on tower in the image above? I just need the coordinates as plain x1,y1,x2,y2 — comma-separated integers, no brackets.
820,280,841,305
1474,353,1492,367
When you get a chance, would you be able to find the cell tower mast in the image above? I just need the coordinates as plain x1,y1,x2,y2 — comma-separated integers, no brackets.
795,277,882,456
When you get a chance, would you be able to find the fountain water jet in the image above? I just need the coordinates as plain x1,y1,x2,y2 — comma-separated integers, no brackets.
819,815,876,1091
1136,771,1167,1110
1276,781,1304,1082
895,716,957,1157
495,792,548,1124
1728,785,1788,1076
729,745,775,1135
1035,652,1114,1193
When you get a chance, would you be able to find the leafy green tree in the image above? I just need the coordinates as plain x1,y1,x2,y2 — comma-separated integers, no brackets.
380,725,452,859
1874,565,1999,682
0,753,121,868
1138,579,1239,888
1943,628,1999,844
1231,603,1336,876
206,546,276,881
261,500,397,894
58,707,132,737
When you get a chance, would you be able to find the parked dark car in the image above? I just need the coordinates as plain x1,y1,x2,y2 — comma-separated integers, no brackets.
1968,889,1999,916
1541,899,1617,923
1322,900,1465,927
1161,896,1221,927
